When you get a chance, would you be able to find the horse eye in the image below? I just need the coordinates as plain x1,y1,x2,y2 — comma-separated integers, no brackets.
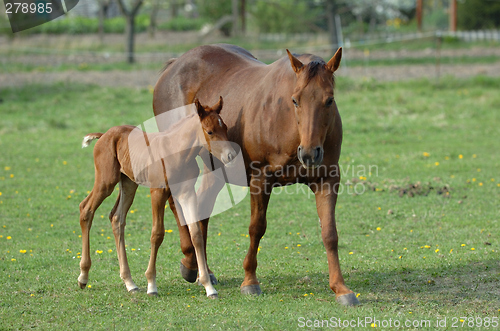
325,97,334,107
207,131,213,135
292,97,299,107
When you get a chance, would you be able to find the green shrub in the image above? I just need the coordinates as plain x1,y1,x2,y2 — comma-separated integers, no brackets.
158,16,207,32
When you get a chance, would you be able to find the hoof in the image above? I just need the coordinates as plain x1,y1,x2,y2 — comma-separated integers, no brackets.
336,292,360,306
197,274,218,286
147,292,158,297
180,262,198,283
207,293,218,299
128,288,140,294
241,284,262,295
78,281,87,289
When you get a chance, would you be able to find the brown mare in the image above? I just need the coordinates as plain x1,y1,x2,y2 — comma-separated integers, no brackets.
153,44,359,306
78,97,236,298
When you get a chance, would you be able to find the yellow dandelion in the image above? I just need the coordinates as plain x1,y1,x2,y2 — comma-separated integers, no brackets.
0,192,2,196
96,250,103,254
473,154,477,158
472,178,476,182
435,162,439,166
303,293,308,297
404,247,407,250
7,236,12,240
424,245,431,248
20,250,26,254
166,229,173,233
398,256,402,259
371,323,377,327
423,152,430,157
218,232,221,236
285,246,289,249
491,178,495,182
30,294,35,297
435,249,439,253
88,285,91,288
50,224,53,227
258,246,261,252
461,244,466,247
356,293,361,298
376,227,381,231
297,232,300,235
349,252,353,255
479,183,483,186
297,244,301,247
459,154,463,159
445,156,450,160
130,210,134,214
63,161,67,165
11,258,16,262
10,174,14,178
377,207,381,210
108,249,112,253
450,249,453,253
131,248,136,251
4,166,11,170
471,248,475,251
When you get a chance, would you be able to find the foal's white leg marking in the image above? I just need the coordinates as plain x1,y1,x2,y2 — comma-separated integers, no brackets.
180,193,217,297
111,178,139,292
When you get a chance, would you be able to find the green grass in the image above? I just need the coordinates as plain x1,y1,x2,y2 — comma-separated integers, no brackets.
0,77,499,330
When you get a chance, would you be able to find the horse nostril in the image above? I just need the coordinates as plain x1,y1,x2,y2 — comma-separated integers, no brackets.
314,147,322,160
228,153,234,162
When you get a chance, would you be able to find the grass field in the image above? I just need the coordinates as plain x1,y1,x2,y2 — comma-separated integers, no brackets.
0,76,499,330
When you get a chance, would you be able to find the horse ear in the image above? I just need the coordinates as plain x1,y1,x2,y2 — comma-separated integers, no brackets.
212,96,223,114
286,49,304,74
194,98,207,118
326,47,342,73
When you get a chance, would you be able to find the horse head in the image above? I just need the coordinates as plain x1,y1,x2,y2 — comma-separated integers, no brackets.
286,48,342,169
195,96,237,165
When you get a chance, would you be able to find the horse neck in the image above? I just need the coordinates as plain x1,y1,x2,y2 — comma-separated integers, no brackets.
159,114,205,159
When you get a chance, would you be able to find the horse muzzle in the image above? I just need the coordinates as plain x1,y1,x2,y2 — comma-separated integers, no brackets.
298,145,324,169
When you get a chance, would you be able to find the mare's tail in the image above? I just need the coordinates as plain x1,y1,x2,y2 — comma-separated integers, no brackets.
82,133,104,148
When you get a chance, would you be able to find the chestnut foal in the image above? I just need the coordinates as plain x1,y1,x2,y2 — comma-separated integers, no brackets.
77,97,236,298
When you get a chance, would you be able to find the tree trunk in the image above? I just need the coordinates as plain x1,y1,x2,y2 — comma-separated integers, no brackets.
148,0,159,39
231,0,239,36
326,0,338,53
116,0,144,64
240,0,246,34
126,16,135,63
98,1,105,43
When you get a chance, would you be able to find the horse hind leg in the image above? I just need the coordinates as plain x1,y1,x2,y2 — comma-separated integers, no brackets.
78,176,117,289
109,174,139,293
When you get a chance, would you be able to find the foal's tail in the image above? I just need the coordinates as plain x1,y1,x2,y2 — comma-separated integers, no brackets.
82,133,104,148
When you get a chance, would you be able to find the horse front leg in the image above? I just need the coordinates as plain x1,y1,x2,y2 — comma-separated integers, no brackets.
173,167,224,285
313,177,359,306
144,188,168,296
179,194,218,298
240,175,272,295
